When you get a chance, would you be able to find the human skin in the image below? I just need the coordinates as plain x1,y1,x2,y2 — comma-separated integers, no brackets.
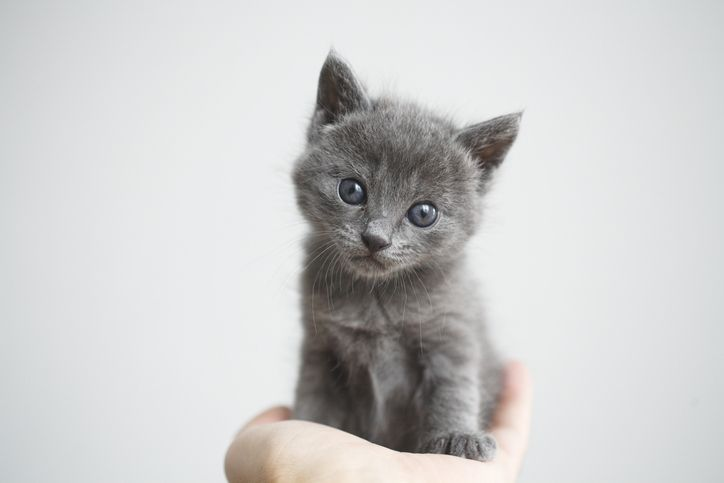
225,362,532,483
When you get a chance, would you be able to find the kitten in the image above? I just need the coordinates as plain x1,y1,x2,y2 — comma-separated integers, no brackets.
292,50,520,461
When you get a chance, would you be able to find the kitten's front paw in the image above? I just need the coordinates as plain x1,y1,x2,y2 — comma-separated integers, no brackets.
418,431,497,462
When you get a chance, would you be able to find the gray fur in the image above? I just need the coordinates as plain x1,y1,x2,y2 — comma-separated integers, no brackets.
292,51,520,461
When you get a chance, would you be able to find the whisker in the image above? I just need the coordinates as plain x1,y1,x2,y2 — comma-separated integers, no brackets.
278,239,336,291
324,248,342,312
308,243,338,335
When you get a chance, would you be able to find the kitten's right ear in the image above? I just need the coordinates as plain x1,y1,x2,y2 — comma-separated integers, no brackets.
455,112,522,172
312,50,370,128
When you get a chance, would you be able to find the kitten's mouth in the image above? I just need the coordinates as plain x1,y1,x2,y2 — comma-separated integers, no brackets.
347,252,403,280
349,253,398,276
352,254,386,268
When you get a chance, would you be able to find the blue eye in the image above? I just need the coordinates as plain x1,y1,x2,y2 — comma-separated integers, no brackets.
338,178,366,205
408,202,438,228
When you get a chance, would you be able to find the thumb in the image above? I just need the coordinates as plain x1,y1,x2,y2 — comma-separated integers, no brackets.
490,361,532,479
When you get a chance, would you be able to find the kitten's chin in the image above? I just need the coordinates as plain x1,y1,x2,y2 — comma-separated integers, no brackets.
347,254,401,280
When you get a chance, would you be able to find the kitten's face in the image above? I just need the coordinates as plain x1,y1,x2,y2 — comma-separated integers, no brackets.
293,52,519,281
295,102,481,280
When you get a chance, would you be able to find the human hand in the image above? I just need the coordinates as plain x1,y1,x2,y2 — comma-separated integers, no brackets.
225,361,531,482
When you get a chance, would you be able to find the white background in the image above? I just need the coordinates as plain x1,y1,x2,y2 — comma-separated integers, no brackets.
2,1,723,482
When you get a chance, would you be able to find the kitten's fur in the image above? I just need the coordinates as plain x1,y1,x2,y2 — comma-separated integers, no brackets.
292,51,520,461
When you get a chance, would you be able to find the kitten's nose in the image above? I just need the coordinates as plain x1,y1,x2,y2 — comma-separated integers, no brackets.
361,232,391,253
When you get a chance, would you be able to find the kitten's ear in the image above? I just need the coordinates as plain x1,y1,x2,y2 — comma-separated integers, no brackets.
455,112,522,171
313,50,371,127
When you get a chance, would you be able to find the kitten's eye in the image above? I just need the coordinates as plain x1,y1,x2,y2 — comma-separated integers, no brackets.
408,202,438,228
338,178,366,205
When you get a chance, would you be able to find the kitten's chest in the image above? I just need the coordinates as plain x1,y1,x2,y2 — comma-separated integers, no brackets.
321,293,421,391
320,297,421,446
306,278,439,448
316,290,419,360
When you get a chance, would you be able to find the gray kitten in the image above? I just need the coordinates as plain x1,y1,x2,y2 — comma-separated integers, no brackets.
292,51,520,462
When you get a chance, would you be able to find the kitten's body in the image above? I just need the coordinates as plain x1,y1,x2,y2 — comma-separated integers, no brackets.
297,246,501,453
292,53,519,461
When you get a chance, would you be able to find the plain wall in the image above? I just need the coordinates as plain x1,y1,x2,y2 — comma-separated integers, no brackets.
1,1,723,482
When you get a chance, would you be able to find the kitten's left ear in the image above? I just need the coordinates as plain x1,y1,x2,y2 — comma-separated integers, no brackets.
313,50,371,128
455,112,522,172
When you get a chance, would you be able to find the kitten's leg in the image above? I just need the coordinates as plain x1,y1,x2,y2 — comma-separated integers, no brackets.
415,338,497,462
293,338,349,428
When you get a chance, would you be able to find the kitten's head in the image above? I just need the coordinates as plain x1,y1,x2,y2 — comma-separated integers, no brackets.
294,51,520,281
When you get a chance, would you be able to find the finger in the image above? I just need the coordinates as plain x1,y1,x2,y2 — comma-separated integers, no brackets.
489,361,532,478
226,407,292,483
241,406,292,431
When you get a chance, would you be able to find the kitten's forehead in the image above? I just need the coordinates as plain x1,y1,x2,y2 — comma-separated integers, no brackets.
322,101,476,201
